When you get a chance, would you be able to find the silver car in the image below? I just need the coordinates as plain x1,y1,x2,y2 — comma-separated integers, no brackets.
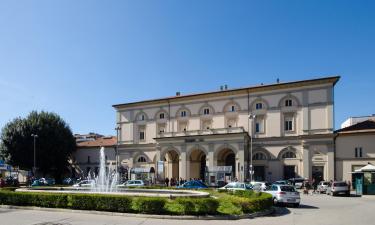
326,181,350,196
265,184,301,207
317,181,330,193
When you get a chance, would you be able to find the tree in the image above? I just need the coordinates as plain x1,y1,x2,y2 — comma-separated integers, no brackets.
0,111,76,182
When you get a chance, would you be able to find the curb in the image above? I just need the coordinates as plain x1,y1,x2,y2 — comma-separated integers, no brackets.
0,205,275,220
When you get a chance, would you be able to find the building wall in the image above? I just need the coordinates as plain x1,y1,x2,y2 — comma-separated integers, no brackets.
336,133,375,181
114,78,338,182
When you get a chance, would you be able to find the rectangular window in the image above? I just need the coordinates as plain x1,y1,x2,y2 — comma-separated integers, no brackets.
159,113,164,119
204,108,210,115
255,122,260,133
285,99,292,107
139,131,145,140
284,118,293,131
231,105,235,112
255,103,263,110
355,147,363,158
181,111,186,117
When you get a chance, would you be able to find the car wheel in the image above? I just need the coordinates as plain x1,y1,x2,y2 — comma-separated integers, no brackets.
293,203,300,208
273,198,279,206
331,192,335,196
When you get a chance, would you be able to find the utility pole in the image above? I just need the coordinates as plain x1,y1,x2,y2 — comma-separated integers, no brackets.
31,134,38,176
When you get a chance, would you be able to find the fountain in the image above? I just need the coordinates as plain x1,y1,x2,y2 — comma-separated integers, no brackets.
89,147,119,193
17,147,209,198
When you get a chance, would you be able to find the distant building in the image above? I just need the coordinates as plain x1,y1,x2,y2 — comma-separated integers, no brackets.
71,135,117,178
74,133,104,143
335,119,375,183
340,115,375,129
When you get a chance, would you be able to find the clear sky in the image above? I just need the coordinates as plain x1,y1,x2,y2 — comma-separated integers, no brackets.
0,0,374,135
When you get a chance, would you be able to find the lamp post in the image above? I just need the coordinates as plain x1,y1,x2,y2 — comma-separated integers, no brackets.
248,114,256,182
31,134,38,176
115,126,121,172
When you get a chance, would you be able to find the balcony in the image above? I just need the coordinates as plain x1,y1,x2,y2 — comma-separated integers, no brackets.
157,127,246,138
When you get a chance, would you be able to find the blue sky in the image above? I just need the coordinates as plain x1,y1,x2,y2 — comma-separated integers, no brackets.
0,0,374,135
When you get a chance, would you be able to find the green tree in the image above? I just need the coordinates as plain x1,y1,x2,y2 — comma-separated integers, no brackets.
0,111,76,182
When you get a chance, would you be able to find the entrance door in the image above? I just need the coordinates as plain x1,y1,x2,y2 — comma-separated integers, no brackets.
254,166,265,181
284,166,295,180
312,166,324,183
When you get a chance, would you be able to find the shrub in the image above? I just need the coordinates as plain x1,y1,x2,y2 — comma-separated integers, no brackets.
67,194,132,212
132,197,166,214
0,191,68,208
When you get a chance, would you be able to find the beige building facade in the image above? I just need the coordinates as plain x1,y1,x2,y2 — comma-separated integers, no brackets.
113,76,340,184
335,120,375,183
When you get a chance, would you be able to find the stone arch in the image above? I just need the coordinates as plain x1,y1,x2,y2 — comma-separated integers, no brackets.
154,109,169,120
277,146,301,160
198,103,215,115
187,146,207,180
132,152,151,164
214,144,238,159
215,144,238,179
223,100,241,112
160,147,180,180
250,97,269,111
134,111,149,121
175,106,192,118
278,94,301,108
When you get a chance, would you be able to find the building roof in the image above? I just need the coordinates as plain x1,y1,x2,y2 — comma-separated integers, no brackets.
113,75,340,109
335,119,375,134
76,136,117,148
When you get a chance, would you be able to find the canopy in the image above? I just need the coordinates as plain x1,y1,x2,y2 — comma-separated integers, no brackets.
355,164,375,172
130,167,155,174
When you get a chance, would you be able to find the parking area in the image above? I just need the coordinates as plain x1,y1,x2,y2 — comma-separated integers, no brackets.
0,193,374,225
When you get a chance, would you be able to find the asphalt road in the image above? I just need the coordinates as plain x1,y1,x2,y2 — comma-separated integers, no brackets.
1,193,374,225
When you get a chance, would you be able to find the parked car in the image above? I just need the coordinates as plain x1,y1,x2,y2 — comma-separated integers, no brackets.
117,180,145,188
273,180,290,185
317,181,330,193
63,177,77,185
31,178,51,186
264,184,301,207
219,182,252,191
177,180,208,189
72,180,95,187
251,181,270,191
326,181,350,196
288,178,306,189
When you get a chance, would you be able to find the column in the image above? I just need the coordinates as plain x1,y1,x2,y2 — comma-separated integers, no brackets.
302,144,310,179
327,144,335,181
179,145,187,179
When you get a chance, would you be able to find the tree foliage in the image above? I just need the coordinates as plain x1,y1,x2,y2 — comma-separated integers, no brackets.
0,111,76,180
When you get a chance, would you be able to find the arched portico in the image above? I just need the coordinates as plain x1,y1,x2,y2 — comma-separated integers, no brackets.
187,148,207,180
216,147,237,180
161,148,180,181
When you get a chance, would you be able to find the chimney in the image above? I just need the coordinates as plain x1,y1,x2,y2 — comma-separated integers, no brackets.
224,84,228,90
176,92,180,96
220,86,224,91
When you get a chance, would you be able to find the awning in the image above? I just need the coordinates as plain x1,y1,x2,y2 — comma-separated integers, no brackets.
130,167,155,173
355,164,375,172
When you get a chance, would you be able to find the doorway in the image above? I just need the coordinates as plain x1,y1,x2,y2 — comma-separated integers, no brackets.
312,166,324,183
284,166,296,180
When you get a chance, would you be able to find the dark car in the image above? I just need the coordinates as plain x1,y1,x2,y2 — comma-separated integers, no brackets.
177,180,208,189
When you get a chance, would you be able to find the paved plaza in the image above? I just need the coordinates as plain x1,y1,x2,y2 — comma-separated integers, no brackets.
0,194,374,225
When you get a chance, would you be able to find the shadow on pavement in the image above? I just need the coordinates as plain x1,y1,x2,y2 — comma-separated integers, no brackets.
297,204,319,209
267,207,291,217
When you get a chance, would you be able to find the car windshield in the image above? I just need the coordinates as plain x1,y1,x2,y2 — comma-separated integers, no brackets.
280,186,296,192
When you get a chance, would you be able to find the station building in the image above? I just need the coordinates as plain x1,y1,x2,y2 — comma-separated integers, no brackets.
111,76,340,184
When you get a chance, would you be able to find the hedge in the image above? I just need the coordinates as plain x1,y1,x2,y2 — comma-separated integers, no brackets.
0,190,272,216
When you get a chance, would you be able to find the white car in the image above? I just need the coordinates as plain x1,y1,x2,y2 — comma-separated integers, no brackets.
72,180,95,187
264,184,301,207
117,180,145,188
219,182,252,191
317,181,330,193
326,181,350,196
251,182,270,191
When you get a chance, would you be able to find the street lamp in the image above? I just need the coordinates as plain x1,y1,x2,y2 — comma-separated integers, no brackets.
115,126,121,172
31,134,38,176
248,114,256,182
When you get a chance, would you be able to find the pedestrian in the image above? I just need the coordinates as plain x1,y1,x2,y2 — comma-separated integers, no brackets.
165,177,169,187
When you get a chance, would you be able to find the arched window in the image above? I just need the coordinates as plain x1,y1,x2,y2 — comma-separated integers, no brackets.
255,102,263,110
282,151,296,159
285,99,293,107
159,113,165,119
180,110,187,117
203,108,210,115
137,156,147,163
253,152,266,160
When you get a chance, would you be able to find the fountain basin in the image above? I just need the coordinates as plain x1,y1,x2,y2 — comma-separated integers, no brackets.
16,187,210,198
